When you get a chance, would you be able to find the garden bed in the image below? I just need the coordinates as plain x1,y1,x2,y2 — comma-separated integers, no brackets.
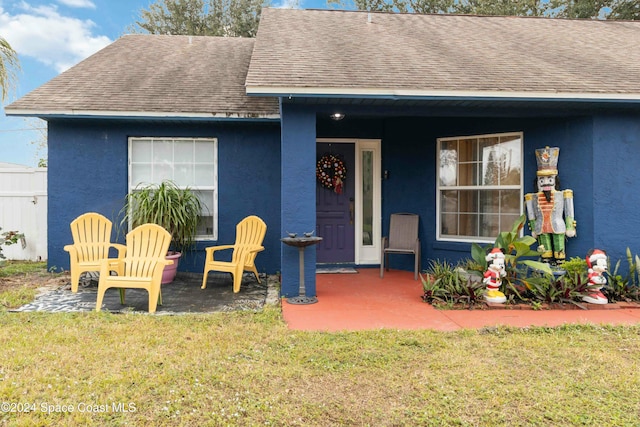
431,300,640,311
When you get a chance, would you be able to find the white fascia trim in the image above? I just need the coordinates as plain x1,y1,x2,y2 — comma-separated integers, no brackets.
246,86,640,102
4,109,281,120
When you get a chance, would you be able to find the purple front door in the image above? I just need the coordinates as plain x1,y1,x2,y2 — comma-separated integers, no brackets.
316,143,355,264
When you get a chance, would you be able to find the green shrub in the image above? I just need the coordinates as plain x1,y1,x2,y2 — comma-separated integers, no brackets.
470,214,552,303
562,256,587,277
524,268,588,307
605,248,640,302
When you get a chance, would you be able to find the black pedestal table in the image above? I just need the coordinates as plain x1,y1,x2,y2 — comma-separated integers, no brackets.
280,236,323,304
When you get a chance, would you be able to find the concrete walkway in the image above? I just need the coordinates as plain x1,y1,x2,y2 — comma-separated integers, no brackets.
282,268,640,332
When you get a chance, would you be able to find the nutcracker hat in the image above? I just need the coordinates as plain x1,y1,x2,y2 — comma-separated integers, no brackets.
486,247,505,262
586,249,607,268
535,146,559,177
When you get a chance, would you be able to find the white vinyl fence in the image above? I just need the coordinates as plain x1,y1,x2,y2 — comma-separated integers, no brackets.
0,162,47,261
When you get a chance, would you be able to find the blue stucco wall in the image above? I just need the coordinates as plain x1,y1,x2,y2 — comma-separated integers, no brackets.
280,104,319,297
319,112,639,272
47,109,640,282
47,119,281,275
592,113,640,265
392,116,597,267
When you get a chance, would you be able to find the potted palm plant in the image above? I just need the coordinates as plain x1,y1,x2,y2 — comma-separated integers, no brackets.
120,180,203,283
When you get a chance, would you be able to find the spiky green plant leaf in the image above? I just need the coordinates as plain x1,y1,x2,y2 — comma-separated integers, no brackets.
120,180,203,252
471,242,488,269
521,260,553,276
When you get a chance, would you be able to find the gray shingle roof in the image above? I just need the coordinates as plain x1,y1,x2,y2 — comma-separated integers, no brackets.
6,35,279,119
246,9,640,99
8,10,640,117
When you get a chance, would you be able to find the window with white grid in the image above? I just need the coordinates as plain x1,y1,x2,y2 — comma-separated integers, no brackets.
437,132,523,242
129,137,218,240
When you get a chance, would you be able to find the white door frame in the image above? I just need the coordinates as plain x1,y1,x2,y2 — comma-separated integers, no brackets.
316,138,381,265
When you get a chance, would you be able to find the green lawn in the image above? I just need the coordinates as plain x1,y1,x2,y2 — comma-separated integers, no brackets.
1,263,639,426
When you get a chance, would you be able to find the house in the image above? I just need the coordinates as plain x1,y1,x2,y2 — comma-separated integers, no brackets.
6,9,640,298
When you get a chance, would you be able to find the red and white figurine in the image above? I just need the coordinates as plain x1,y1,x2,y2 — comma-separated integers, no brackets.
483,248,507,303
583,249,608,304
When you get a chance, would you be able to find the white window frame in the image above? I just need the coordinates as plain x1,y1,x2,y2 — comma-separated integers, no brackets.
436,132,523,243
128,137,218,241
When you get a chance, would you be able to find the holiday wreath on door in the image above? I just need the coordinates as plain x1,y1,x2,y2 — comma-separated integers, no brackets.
316,154,347,194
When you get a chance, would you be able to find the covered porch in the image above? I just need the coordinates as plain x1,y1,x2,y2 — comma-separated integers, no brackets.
277,102,610,299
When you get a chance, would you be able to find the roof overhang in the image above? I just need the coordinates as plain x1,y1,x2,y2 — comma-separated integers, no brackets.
4,109,281,122
246,86,640,103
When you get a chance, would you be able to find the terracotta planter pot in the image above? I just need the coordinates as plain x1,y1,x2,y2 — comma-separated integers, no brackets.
162,252,182,284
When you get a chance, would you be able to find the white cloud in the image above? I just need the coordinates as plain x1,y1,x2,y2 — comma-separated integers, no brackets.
273,0,301,9
58,0,96,8
0,2,110,73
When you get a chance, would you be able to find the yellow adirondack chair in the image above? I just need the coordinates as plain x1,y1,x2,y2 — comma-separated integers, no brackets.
96,223,173,313
201,215,267,293
63,212,126,293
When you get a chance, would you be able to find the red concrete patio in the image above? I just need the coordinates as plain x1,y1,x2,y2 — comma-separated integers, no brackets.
282,268,640,332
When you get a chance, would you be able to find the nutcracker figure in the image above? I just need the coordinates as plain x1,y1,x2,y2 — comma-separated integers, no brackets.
483,248,507,303
525,147,576,265
583,249,608,304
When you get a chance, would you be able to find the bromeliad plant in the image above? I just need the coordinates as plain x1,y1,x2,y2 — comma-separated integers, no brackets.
421,259,485,308
525,257,589,307
471,214,553,300
419,271,449,305
604,247,640,303
419,220,640,309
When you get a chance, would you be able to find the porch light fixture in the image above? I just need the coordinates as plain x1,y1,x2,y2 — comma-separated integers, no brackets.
330,112,345,121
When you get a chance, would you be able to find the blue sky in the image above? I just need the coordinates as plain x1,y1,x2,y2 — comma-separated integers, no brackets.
0,0,331,167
